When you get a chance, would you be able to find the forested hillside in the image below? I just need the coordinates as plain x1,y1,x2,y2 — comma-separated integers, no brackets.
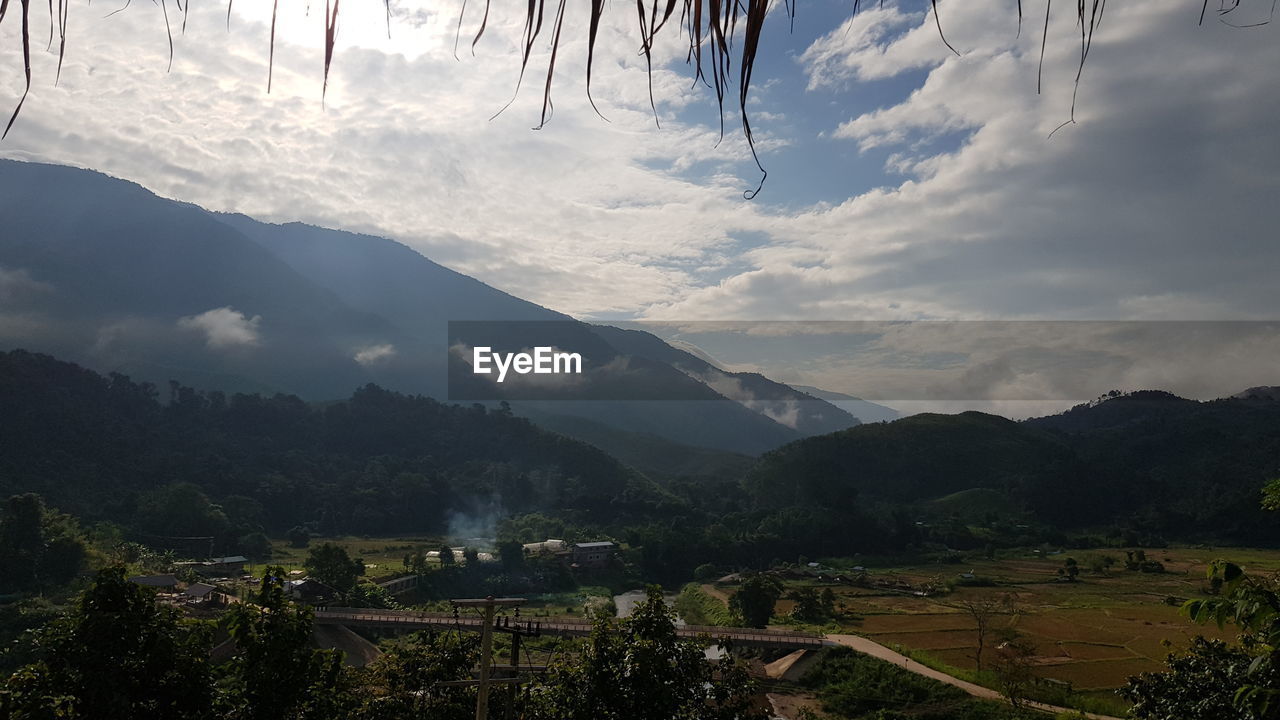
750,393,1280,545
0,349,666,548
4,347,1278,577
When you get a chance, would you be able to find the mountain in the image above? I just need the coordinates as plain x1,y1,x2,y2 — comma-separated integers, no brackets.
747,391,1280,543
1236,386,1280,402
789,385,901,424
0,159,856,454
0,348,663,537
747,411,1079,516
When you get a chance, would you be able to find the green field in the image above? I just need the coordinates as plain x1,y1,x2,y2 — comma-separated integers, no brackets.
266,535,449,580
727,545,1280,697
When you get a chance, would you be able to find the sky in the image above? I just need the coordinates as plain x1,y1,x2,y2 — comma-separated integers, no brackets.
1,0,1277,411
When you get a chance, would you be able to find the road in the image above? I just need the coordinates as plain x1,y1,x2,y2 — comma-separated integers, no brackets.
824,634,1125,720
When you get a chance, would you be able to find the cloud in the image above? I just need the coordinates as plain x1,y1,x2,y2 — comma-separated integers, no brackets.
178,307,262,349
354,343,397,366
649,0,1280,322
0,266,52,302
0,2,776,319
1,0,1275,335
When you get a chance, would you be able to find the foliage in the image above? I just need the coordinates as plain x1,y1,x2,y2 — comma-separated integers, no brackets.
788,586,836,624
216,567,354,720
1122,637,1271,720
990,635,1038,711
304,543,363,593
287,526,311,549
0,566,213,719
801,646,1037,720
525,586,765,720
353,631,477,720
0,494,88,594
674,584,735,627
728,573,783,628
0,351,658,551
955,595,1014,672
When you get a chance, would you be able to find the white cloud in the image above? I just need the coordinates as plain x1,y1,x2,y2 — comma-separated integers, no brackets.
1,0,1276,330
0,266,52,301
649,0,1280,322
354,343,397,365
178,307,262,349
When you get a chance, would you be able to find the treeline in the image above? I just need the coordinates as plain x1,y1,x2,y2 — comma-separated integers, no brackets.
3,349,1279,581
0,349,666,553
749,396,1280,546
0,570,762,720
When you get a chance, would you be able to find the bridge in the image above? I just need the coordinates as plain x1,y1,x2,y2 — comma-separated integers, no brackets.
314,607,825,650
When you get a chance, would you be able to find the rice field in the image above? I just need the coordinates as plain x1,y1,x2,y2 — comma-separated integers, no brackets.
761,545,1280,692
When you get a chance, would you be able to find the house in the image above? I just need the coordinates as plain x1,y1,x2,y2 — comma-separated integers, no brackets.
205,555,249,576
287,578,338,604
522,539,568,555
184,582,218,604
179,556,249,577
571,541,616,569
128,574,178,589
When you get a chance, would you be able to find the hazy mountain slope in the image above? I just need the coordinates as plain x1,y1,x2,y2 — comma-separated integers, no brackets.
516,408,755,479
1022,391,1280,540
790,384,901,424
0,160,830,453
747,391,1280,542
747,412,1079,516
0,348,663,535
587,325,860,436
0,160,398,397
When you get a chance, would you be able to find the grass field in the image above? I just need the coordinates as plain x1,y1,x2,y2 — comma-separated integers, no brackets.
745,545,1280,695
266,535,449,580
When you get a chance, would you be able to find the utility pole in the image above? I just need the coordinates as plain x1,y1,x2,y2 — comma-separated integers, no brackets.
492,614,542,720
451,596,527,720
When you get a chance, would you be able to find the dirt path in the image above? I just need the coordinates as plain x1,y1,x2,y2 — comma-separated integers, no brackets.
824,634,1124,720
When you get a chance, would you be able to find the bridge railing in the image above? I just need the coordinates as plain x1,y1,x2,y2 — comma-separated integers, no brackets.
314,608,824,646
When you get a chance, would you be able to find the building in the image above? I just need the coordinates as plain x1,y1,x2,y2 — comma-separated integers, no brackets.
287,578,338,604
522,539,568,555
128,574,178,589
177,555,249,577
571,541,616,569
183,582,219,604
205,555,249,575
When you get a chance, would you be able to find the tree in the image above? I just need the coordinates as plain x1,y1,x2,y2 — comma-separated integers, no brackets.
287,526,311,549
956,595,1013,671
525,586,765,720
498,540,526,575
438,545,455,567
1059,557,1080,582
354,631,477,720
729,573,783,628
136,483,230,544
788,587,827,623
991,634,1038,711
239,532,273,563
1173,478,1280,718
1123,637,1272,720
0,493,87,592
217,567,354,720
302,543,361,593
0,566,213,719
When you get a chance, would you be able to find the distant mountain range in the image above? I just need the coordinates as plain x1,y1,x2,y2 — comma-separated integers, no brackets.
789,385,900,424
749,388,1280,543
0,160,862,454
